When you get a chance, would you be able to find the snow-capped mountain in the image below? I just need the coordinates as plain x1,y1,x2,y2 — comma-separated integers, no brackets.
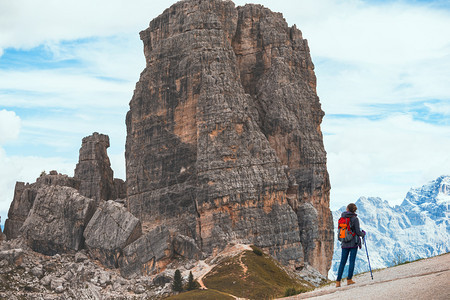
328,175,450,280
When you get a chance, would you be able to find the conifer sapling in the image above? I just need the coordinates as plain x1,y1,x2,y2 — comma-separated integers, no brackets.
172,269,183,292
187,271,196,291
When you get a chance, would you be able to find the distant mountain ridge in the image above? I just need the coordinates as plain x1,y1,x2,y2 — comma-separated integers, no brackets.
329,175,450,279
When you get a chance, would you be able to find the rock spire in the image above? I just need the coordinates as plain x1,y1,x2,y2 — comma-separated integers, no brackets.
125,0,333,275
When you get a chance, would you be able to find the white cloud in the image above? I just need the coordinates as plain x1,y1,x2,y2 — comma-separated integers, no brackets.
0,68,134,109
239,0,450,64
314,55,450,115
0,0,180,51
324,114,450,209
305,3,449,65
425,101,450,116
43,35,145,81
0,110,21,144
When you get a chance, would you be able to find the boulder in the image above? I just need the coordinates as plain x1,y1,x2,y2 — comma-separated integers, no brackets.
119,225,172,278
4,173,80,240
20,185,95,255
173,234,203,260
84,200,142,268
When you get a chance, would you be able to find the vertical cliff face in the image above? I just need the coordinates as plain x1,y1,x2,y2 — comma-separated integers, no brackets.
231,4,333,273
126,0,332,275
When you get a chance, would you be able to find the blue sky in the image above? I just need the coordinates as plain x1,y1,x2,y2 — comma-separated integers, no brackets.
0,0,449,224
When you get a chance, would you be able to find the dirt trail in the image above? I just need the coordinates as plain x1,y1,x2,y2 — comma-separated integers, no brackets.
196,264,213,290
194,244,252,291
281,253,450,300
238,252,248,275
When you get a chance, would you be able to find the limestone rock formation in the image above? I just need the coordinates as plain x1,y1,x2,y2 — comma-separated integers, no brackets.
74,132,125,204
125,0,333,275
83,200,142,268
20,185,95,255
4,172,80,240
5,132,126,241
119,225,172,278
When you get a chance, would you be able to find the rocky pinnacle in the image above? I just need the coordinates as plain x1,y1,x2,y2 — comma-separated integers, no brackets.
74,132,126,205
125,0,333,275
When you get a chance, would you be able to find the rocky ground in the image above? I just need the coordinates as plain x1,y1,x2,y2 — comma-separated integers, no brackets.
0,238,325,300
0,237,190,299
281,252,450,300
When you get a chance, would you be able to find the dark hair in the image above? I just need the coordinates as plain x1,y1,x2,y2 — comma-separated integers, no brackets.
347,203,357,213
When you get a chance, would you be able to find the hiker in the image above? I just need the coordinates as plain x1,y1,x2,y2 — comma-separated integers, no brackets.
336,203,365,287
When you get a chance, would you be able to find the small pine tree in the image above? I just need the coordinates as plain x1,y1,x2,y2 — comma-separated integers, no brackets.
187,271,196,291
172,269,183,292
284,287,298,297
252,247,263,256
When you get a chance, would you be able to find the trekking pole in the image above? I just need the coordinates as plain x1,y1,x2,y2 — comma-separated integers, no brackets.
363,235,373,280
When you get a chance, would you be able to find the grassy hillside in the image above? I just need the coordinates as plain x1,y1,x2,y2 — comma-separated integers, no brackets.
201,246,313,299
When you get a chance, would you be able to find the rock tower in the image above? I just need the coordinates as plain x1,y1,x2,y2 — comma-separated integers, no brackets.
125,0,333,275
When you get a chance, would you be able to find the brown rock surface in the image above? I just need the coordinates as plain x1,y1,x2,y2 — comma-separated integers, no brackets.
125,0,332,275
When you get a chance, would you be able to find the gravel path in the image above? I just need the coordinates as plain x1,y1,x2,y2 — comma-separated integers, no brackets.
281,253,450,300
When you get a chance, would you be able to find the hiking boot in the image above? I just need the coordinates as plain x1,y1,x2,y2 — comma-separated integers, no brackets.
335,281,341,288
347,279,356,285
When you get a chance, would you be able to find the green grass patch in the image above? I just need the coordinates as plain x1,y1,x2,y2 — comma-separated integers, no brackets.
203,249,312,299
165,289,234,300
